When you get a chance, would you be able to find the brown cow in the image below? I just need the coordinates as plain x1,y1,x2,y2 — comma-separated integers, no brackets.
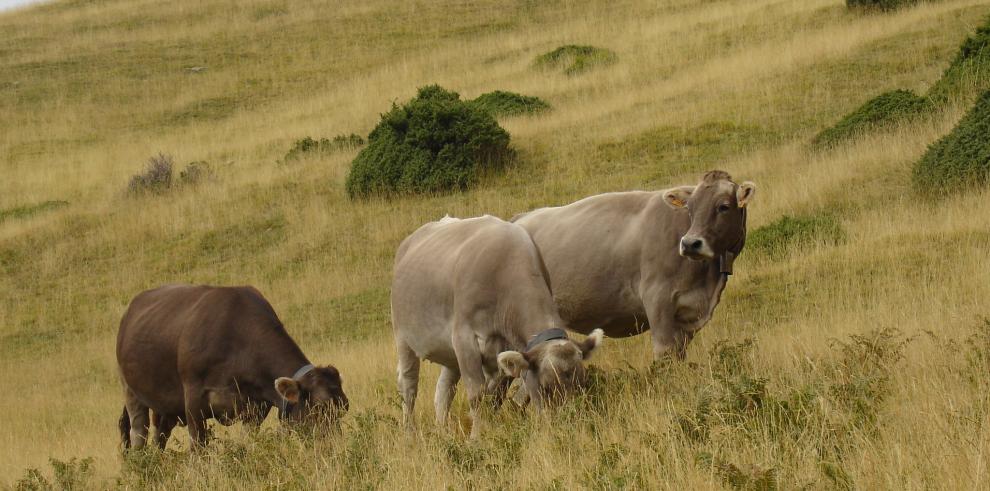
116,284,348,449
512,170,755,360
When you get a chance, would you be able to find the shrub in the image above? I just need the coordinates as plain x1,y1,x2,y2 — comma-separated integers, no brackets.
345,85,514,199
283,134,364,161
913,90,990,193
534,45,617,75
747,212,845,257
127,153,174,194
846,0,918,11
812,90,929,148
928,16,990,104
470,90,550,117
128,154,216,194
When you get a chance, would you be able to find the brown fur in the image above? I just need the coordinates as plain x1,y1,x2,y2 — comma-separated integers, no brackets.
116,284,347,450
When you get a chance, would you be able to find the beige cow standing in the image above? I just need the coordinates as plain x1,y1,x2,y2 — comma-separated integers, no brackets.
391,215,603,438
513,170,755,360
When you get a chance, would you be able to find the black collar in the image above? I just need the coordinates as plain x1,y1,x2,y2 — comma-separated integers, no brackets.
526,328,568,351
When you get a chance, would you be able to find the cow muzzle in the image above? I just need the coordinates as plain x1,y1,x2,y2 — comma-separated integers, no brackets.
679,236,714,260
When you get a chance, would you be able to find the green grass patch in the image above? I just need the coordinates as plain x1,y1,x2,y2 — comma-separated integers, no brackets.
345,85,514,199
0,200,68,225
597,121,779,184
198,213,287,262
283,134,365,162
534,44,617,75
747,212,845,257
469,90,550,117
159,95,241,126
913,90,990,193
811,90,929,148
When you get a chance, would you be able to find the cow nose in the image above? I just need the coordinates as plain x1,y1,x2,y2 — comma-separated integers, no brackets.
681,237,703,251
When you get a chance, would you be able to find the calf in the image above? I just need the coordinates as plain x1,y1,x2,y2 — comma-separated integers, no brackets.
116,284,348,449
391,215,603,438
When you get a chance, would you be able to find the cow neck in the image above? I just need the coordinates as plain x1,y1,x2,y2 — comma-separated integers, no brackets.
718,207,747,277
259,328,312,385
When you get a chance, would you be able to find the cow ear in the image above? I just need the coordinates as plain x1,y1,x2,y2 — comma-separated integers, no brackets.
580,329,605,360
663,186,695,209
275,377,300,403
737,181,756,208
498,351,529,379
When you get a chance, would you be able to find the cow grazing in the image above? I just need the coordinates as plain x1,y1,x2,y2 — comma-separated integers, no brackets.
512,170,755,360
116,285,348,450
391,215,604,438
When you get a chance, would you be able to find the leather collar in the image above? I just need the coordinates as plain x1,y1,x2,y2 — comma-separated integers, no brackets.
525,328,568,351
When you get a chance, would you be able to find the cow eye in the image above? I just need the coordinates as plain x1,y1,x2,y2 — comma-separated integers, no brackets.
717,203,731,213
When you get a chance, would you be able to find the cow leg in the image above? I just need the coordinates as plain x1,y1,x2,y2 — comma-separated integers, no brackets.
183,387,210,449
452,327,487,439
396,339,420,431
434,366,460,427
645,296,690,361
123,387,150,450
151,411,178,450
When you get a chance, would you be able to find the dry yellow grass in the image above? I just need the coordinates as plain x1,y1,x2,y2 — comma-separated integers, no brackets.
2,0,990,488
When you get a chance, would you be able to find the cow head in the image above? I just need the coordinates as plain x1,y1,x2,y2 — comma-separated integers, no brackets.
663,170,755,261
274,365,349,424
497,329,604,409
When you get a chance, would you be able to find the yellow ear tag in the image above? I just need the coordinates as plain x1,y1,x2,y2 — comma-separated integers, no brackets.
671,198,685,207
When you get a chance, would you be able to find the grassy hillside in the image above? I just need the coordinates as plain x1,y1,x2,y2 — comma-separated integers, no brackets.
2,0,990,488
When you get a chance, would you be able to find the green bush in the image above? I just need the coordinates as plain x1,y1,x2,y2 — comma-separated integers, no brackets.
534,45,617,75
345,85,514,199
928,17,990,104
747,212,845,257
284,134,364,161
913,90,990,192
846,0,918,11
469,90,550,117
811,90,929,148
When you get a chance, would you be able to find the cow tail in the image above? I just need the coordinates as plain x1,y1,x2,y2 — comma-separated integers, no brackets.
119,406,130,449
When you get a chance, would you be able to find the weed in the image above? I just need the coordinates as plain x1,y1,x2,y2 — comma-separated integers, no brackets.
127,153,174,194
14,457,95,491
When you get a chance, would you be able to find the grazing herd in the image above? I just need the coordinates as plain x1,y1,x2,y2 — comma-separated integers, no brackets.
116,170,756,448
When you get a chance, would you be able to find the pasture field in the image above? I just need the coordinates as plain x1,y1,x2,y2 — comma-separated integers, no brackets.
2,0,990,488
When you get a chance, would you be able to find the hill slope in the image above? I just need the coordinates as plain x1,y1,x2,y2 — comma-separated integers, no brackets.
2,0,990,488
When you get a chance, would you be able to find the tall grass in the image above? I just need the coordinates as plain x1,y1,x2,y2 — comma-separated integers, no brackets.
2,0,990,488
